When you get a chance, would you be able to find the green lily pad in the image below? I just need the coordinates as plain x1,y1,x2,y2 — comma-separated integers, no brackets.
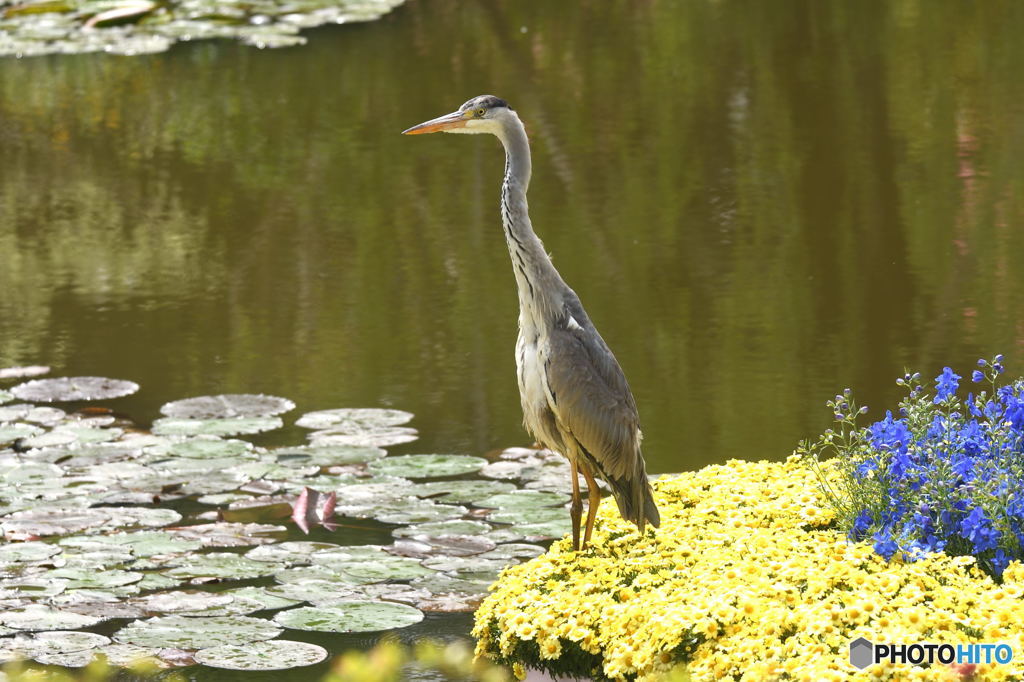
478,543,546,560
13,630,110,655
0,577,69,599
160,394,295,419
408,479,516,503
131,590,235,613
48,568,143,589
272,445,386,466
474,490,569,509
338,558,435,582
389,534,496,558
295,408,413,430
0,541,62,563
91,643,163,667
113,615,282,649
409,573,493,596
487,507,568,525
10,377,139,403
372,500,468,525
272,565,367,586
0,423,44,442
169,438,253,459
0,605,103,631
0,390,13,404
151,416,283,437
1,507,112,537
367,454,487,479
161,552,281,580
61,530,201,557
309,427,418,448
195,640,328,670
392,519,493,538
166,522,286,547
217,586,301,611
245,541,339,564
0,366,50,380
518,519,574,540
273,601,423,633
265,581,362,604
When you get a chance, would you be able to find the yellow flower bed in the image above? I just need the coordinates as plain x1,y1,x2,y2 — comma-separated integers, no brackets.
472,458,1024,681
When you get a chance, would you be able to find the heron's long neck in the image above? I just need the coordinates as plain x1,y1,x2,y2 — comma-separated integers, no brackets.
498,117,564,329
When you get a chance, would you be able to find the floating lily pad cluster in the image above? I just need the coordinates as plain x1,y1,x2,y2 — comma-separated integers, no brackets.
0,0,406,58
0,371,574,671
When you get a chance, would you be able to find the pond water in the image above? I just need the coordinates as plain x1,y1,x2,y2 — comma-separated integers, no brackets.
1,0,1024,676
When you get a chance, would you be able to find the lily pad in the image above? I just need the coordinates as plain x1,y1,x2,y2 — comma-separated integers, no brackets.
0,577,69,599
160,394,295,419
393,519,493,538
273,601,423,633
10,377,139,403
161,552,281,580
0,390,12,404
169,438,253,459
272,445,386,466
295,408,413,430
245,541,339,564
151,417,283,437
0,541,62,563
367,454,487,479
0,605,103,631
194,640,328,670
408,479,516,503
166,522,286,547
388,534,495,558
1,507,111,537
131,590,235,614
217,586,301,611
474,490,570,509
372,500,468,525
114,615,282,649
309,427,418,448
0,423,44,443
487,507,569,525
48,568,143,589
13,630,110,655
265,581,363,604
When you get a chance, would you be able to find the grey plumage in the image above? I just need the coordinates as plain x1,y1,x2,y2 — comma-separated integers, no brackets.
404,95,660,549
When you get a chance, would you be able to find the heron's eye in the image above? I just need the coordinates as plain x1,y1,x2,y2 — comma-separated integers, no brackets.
475,108,486,117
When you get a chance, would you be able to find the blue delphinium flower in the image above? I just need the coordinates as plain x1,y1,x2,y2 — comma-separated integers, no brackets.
873,528,899,560
972,369,985,383
850,509,872,540
934,367,961,403
868,411,911,453
960,507,1001,553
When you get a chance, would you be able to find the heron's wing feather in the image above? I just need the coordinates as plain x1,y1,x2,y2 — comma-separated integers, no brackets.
545,305,641,481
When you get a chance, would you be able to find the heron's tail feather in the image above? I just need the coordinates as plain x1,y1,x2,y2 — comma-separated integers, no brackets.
608,470,660,531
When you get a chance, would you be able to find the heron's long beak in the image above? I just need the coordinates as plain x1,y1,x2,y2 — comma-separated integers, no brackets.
402,110,467,135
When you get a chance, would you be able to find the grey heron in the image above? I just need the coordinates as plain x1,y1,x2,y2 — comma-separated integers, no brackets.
403,95,660,551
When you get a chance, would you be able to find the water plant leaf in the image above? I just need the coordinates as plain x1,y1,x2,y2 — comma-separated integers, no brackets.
0,605,103,630
161,552,281,580
83,1,156,28
151,416,283,437
408,573,493,597
0,577,69,599
0,540,62,563
48,568,144,589
218,586,301,611
334,557,435,582
308,427,418,448
371,499,468,525
1,507,112,537
131,590,235,614
10,377,139,402
367,454,487,479
473,490,570,510
194,640,328,670
486,507,568,526
160,394,295,419
295,408,413,430
272,601,424,633
0,366,50,380
113,615,282,649
408,479,516,503
265,580,362,604
0,423,44,443
392,519,493,538
245,541,339,564
168,437,253,459
166,522,286,547
388,534,496,558
477,543,546,561
0,390,14,405
13,630,111,655
272,445,386,466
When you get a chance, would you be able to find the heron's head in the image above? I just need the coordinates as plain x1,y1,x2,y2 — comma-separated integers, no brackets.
402,95,514,137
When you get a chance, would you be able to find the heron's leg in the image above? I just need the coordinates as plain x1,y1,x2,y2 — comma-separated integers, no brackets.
580,466,601,548
569,459,582,552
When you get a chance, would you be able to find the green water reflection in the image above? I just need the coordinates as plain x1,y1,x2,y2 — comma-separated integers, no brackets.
2,0,1024,474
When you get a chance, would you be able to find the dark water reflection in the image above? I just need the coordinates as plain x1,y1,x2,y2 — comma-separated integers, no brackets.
2,0,1024,475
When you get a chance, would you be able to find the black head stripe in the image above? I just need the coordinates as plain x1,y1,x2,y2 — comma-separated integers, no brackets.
460,95,512,112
